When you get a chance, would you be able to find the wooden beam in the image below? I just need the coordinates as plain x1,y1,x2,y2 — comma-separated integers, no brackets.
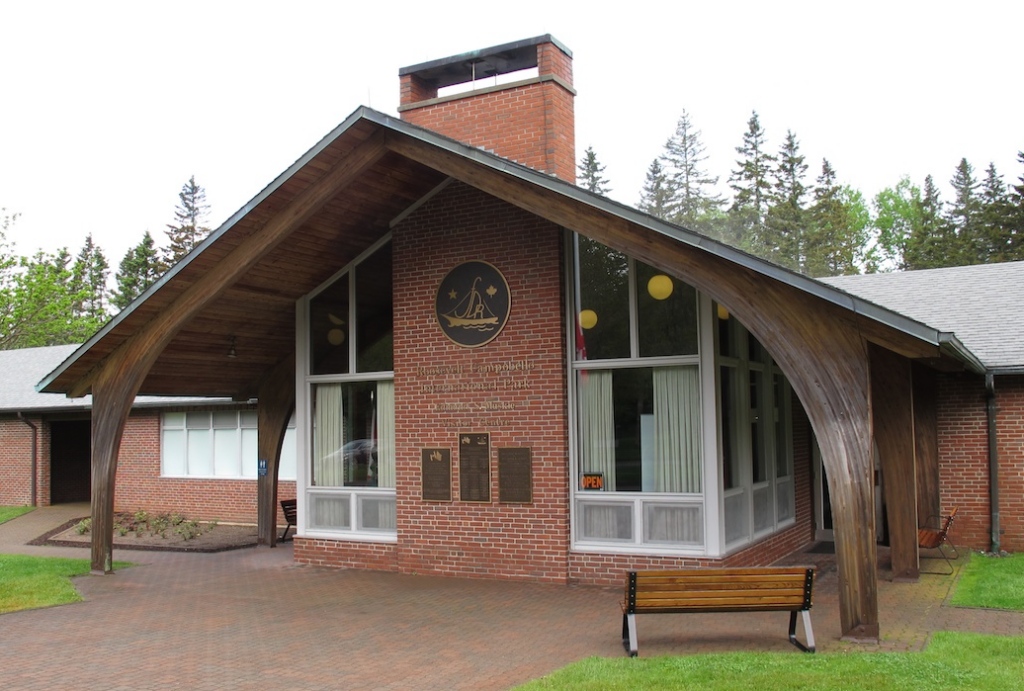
257,353,296,547
871,345,919,581
85,133,388,569
70,130,388,398
912,364,941,525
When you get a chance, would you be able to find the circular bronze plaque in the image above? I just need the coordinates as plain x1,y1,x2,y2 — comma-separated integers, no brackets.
435,261,511,348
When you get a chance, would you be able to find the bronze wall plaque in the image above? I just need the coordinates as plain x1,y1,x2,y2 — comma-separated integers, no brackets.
498,447,532,503
459,433,490,502
421,448,452,502
435,261,511,348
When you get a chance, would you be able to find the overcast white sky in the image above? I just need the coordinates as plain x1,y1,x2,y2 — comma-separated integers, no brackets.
1,1,1020,267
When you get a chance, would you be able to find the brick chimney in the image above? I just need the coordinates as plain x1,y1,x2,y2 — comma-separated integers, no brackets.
398,35,575,183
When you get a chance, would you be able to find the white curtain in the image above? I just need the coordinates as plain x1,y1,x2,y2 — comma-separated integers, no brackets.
578,370,616,491
313,384,345,487
376,380,395,489
653,366,702,493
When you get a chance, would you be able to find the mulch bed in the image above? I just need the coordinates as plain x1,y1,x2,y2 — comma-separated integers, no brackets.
29,517,260,553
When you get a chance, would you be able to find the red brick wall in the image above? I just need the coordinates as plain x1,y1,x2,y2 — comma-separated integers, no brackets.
995,376,1024,551
113,410,296,525
934,372,1024,553
295,183,570,582
0,418,37,505
399,41,575,182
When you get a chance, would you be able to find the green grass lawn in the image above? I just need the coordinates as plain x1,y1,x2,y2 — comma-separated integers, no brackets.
0,505,34,524
518,552,1024,690
518,632,1024,690
951,552,1024,611
0,554,131,614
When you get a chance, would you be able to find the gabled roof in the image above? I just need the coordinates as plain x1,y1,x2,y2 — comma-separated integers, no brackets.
824,262,1024,374
3,345,231,412
36,107,987,398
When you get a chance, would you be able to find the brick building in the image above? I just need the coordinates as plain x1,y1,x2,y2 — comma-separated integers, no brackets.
23,35,1023,640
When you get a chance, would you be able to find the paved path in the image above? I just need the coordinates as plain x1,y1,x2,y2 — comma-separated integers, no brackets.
1,506,1021,689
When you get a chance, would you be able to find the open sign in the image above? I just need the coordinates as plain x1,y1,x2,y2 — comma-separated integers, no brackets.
580,473,604,490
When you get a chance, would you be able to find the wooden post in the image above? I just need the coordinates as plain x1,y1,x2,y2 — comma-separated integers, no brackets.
257,353,296,547
870,345,919,581
912,363,940,526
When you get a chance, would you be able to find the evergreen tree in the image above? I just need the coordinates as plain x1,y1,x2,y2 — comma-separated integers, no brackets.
577,146,611,195
763,130,810,270
728,111,775,251
638,158,673,219
163,175,211,266
977,162,1015,263
805,160,869,276
660,109,723,227
903,174,953,269
1009,152,1024,260
113,231,163,310
945,158,983,265
70,233,109,321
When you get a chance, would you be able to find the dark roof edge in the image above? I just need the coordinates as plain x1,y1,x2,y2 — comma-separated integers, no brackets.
36,107,378,394
938,334,987,375
398,35,570,77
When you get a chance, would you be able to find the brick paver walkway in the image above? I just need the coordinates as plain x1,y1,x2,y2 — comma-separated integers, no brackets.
2,506,1021,689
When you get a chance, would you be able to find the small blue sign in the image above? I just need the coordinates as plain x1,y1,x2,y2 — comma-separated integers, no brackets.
258,458,268,476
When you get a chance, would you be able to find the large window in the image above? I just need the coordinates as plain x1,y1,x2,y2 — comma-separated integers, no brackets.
161,409,297,480
570,236,796,555
572,236,704,549
304,240,395,537
717,309,795,550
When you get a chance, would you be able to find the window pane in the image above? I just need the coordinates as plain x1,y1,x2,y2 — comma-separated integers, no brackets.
278,427,296,481
213,410,237,429
720,365,741,490
164,412,185,429
774,373,791,478
724,491,748,544
644,503,703,546
162,429,186,476
750,369,768,484
308,494,350,530
576,501,633,541
187,429,213,475
576,236,630,360
610,368,652,492
312,381,383,488
717,308,737,358
213,429,240,477
186,412,210,429
356,242,393,373
358,495,396,531
241,428,258,478
636,262,698,356
310,274,350,375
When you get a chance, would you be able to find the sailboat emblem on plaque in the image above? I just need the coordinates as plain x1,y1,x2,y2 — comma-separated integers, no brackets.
435,260,511,348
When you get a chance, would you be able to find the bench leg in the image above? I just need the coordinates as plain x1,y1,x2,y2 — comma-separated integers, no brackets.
280,524,293,541
788,610,816,653
622,613,638,657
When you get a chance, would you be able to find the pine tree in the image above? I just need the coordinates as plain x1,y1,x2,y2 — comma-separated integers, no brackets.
1008,152,1024,260
977,162,1015,263
70,233,109,321
946,158,983,265
577,147,611,195
660,109,723,227
805,160,869,277
764,130,810,270
638,158,673,219
113,231,163,310
728,111,775,251
163,175,211,266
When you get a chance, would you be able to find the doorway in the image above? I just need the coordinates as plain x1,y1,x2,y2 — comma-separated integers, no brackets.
50,420,91,503
812,439,887,544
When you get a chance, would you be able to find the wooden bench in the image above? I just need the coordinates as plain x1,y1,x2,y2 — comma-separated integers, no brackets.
621,566,816,656
280,498,297,541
